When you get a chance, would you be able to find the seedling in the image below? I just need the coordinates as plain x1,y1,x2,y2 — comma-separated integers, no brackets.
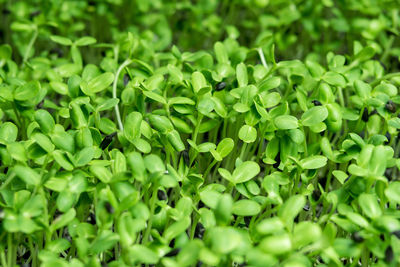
0,1,400,266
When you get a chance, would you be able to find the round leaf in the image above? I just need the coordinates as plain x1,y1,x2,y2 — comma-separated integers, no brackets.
238,125,257,143
232,199,261,216
232,161,260,184
301,106,328,126
274,115,298,130
300,155,327,169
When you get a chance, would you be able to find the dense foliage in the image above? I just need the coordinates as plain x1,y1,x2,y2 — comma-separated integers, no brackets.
1,0,400,266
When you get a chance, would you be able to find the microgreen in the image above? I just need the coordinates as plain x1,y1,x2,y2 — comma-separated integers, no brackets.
1,1,400,266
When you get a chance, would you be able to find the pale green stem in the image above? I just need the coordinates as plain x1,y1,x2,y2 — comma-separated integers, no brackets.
113,59,133,131
371,72,400,87
22,28,38,66
257,47,268,70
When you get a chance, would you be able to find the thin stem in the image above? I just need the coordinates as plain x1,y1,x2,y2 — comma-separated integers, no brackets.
12,103,26,140
28,237,36,267
233,216,243,227
7,234,12,267
113,59,133,131
240,143,248,160
22,28,38,67
192,114,203,144
142,187,158,244
257,47,268,70
203,159,217,181
371,72,400,87
0,248,6,267
0,173,15,190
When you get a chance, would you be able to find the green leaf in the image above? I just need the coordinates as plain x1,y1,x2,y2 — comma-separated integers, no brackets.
214,42,229,64
260,233,292,255
332,170,348,184
90,230,119,253
177,240,202,266
278,195,305,227
288,129,304,144
167,130,185,152
236,63,248,87
259,92,281,108
292,222,321,249
168,97,195,105
354,80,371,99
163,217,191,241
35,110,55,134
127,152,146,181
124,112,142,141
148,115,174,134
256,217,284,235
74,147,94,167
128,245,159,264
96,98,119,112
210,227,242,254
50,81,69,95
322,71,346,87
215,194,233,225
354,46,375,62
14,81,40,101
192,72,207,93
300,155,327,169
52,150,74,171
232,161,260,184
3,214,39,234
47,239,71,254
301,106,328,126
14,165,41,186
84,72,114,94
144,154,165,173
232,199,261,216
50,209,76,233
198,142,216,153
198,98,215,115
216,138,234,158
7,142,27,162
238,125,257,143
142,90,166,104
368,145,386,176
200,189,221,209
132,138,151,154
358,193,382,219
388,117,400,129
385,182,400,204
56,63,81,77
258,76,281,91
45,177,68,192
90,165,112,183
50,130,75,153
374,82,397,97
348,164,368,177
274,115,298,130
0,122,18,143
346,212,369,228
56,191,76,212
75,36,97,46
50,35,72,46
68,174,87,194
32,133,55,153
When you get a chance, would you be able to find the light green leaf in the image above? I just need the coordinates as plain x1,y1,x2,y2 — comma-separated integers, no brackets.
232,199,261,216
300,155,327,169
301,106,328,126
238,125,257,143
274,115,298,130
232,161,260,184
